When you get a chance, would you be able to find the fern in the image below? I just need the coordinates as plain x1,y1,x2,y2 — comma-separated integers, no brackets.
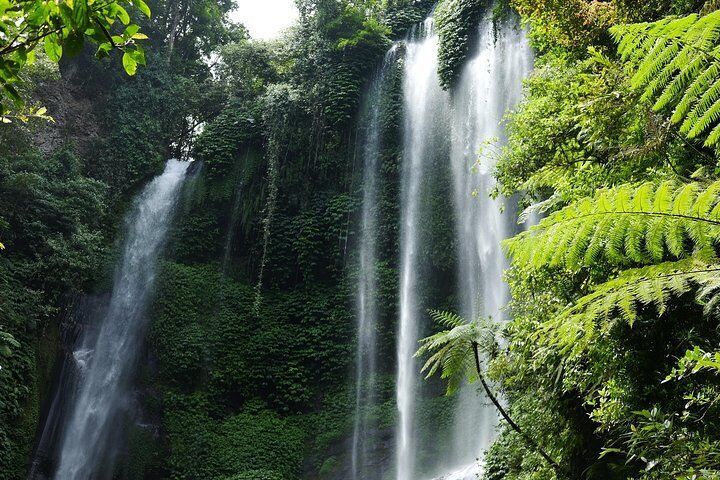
417,311,563,472
610,10,720,147
415,311,497,394
538,254,720,359
505,180,720,271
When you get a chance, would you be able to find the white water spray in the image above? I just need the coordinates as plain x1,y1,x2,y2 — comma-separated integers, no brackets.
443,16,533,478
54,160,189,480
395,10,532,480
396,17,450,480
352,47,398,480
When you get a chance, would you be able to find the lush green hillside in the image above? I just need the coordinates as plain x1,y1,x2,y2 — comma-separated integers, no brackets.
4,0,720,479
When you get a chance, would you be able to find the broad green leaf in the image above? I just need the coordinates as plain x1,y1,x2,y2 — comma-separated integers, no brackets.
115,5,130,25
73,0,89,31
133,0,151,18
122,51,137,75
44,37,63,62
124,24,139,37
128,47,145,66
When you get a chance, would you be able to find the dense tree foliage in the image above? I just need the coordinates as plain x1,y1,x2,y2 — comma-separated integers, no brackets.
8,0,720,479
0,0,151,120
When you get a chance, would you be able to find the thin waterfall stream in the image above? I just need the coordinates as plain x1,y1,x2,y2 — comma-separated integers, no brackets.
352,46,399,480
32,160,190,480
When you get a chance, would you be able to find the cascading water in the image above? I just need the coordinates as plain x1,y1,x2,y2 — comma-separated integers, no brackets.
352,46,398,480
52,159,189,479
396,17,450,480
392,8,532,480
443,13,533,479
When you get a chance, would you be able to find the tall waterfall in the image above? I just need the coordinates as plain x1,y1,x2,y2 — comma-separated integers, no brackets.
54,160,189,479
445,13,533,479
352,47,398,480
396,17,450,480
393,10,532,480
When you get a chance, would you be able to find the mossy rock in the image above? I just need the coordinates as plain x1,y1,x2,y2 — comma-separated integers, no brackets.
436,0,487,89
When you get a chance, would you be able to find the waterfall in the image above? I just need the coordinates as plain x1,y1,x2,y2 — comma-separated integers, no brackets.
396,17,450,480
352,46,398,480
444,13,533,478
52,160,190,480
392,9,532,480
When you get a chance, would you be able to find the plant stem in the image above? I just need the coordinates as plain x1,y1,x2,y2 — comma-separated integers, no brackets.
471,341,563,477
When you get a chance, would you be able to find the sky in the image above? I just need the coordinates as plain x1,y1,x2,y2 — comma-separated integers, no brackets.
230,0,299,40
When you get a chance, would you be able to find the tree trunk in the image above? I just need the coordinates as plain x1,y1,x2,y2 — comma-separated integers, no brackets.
167,0,181,60
471,341,564,477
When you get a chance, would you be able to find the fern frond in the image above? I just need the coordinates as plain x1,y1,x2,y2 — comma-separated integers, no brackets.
428,309,466,329
538,254,720,360
416,313,497,395
611,10,720,147
505,181,720,272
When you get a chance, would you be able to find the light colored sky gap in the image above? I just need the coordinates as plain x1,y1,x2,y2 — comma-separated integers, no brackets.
230,0,299,40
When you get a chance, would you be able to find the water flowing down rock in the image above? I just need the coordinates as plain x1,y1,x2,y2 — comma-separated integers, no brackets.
352,46,400,480
52,160,189,480
393,10,531,480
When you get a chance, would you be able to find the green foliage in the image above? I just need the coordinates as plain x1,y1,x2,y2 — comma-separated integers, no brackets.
483,394,579,480
505,180,720,366
510,0,704,52
221,471,284,480
150,262,357,477
89,57,218,189
214,412,304,478
150,262,353,410
510,0,617,51
495,50,685,206
0,0,149,119
612,10,720,149
670,346,720,378
416,310,498,394
435,0,485,89
382,0,435,37
491,3,720,479
507,181,720,270
193,101,263,178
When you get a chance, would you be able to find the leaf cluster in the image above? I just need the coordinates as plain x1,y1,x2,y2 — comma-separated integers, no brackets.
0,0,150,119
612,10,720,149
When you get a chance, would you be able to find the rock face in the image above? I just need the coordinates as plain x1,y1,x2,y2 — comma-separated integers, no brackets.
26,54,104,157
32,78,100,157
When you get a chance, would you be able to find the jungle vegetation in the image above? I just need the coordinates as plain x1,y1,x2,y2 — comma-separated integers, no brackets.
3,0,720,479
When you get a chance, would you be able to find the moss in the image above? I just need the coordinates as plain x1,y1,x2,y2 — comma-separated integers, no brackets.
318,456,339,477
436,0,488,89
221,471,283,480
120,426,165,479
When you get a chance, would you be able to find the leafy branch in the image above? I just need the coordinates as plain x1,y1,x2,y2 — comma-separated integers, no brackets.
0,0,151,120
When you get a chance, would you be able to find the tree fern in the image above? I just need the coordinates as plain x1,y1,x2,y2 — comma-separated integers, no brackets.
417,311,562,473
538,253,720,360
415,310,497,394
505,181,720,271
610,10,720,147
